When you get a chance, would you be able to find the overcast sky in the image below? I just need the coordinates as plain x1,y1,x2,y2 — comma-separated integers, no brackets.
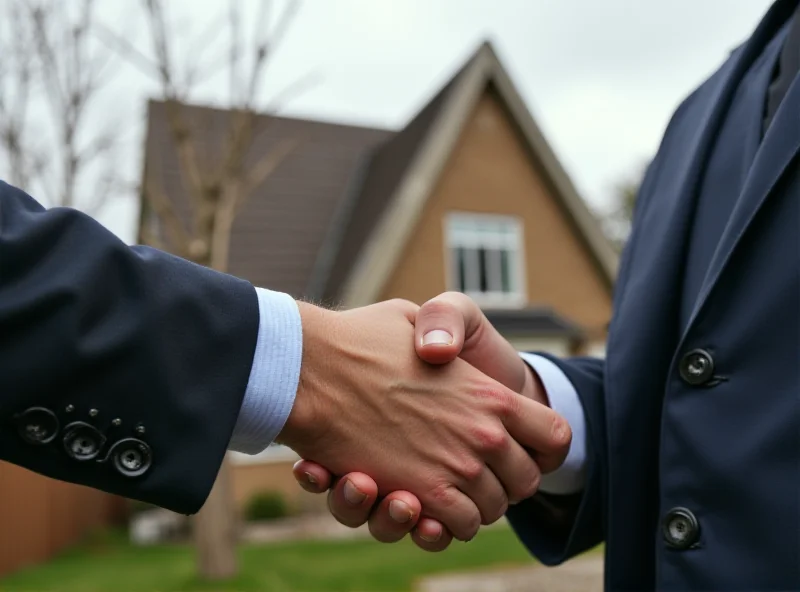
91,0,775,242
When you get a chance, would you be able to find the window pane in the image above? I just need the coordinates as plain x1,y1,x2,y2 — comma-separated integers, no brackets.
486,248,503,292
500,249,511,293
464,248,480,292
454,247,466,292
478,248,489,292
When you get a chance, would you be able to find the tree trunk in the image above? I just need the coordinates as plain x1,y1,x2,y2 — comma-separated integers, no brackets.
194,237,239,580
194,455,239,579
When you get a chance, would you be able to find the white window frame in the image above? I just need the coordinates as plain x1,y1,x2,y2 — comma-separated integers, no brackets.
443,212,526,308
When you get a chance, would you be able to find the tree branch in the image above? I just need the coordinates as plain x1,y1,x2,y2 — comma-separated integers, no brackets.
263,69,322,115
162,99,207,205
228,0,242,106
183,15,226,90
94,22,162,80
142,175,191,254
0,2,37,189
236,136,300,215
244,0,301,109
142,0,179,99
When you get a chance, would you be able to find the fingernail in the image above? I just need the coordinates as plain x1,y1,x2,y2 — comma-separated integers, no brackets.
304,472,318,486
419,528,442,543
389,500,413,523
343,480,367,505
422,330,453,346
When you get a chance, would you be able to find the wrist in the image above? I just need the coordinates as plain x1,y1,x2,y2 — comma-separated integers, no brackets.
276,301,335,451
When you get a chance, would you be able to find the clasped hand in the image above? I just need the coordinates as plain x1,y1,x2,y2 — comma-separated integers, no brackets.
276,292,571,550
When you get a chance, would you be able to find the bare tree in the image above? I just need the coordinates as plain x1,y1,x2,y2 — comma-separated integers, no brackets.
0,0,123,214
0,1,38,189
99,0,307,580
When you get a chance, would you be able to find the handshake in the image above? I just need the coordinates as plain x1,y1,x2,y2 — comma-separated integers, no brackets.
275,292,572,551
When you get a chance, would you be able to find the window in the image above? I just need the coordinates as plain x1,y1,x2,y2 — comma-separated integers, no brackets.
445,213,525,306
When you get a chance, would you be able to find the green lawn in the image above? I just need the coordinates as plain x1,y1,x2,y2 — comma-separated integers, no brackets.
0,525,553,592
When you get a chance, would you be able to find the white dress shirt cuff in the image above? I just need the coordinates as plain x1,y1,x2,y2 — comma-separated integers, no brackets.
519,353,587,495
229,288,302,454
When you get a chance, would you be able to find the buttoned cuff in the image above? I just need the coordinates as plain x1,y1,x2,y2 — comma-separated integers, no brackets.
519,353,587,495
228,288,302,454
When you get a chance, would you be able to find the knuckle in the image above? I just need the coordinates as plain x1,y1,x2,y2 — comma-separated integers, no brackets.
458,458,484,483
425,483,480,542
471,424,508,455
473,383,512,413
488,387,516,418
441,291,473,308
429,482,457,507
420,296,456,318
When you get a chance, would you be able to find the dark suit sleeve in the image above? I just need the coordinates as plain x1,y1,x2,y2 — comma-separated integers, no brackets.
0,182,260,515
505,355,606,564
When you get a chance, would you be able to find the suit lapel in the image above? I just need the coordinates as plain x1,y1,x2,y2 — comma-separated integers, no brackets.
620,1,789,321
681,40,800,344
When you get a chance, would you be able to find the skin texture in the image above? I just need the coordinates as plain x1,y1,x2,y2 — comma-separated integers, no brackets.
291,293,565,551
278,297,570,542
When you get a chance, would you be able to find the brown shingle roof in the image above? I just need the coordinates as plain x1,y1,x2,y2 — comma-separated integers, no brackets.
142,101,391,298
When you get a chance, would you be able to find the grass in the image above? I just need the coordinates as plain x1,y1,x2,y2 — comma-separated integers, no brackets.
0,525,556,592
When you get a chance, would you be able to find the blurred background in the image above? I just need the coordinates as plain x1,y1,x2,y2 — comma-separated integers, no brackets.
0,1,774,590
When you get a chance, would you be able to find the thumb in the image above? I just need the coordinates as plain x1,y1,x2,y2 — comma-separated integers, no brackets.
414,292,526,394
414,292,470,365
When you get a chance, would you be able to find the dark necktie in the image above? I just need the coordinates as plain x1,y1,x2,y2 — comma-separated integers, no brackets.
764,5,800,131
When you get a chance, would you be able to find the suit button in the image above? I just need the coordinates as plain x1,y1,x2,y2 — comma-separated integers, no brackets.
16,407,59,445
663,507,700,549
679,349,714,385
63,422,106,461
111,439,152,478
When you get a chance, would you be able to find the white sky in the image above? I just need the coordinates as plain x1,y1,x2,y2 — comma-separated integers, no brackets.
85,0,776,242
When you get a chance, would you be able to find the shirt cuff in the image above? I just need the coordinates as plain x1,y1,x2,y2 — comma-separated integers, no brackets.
228,288,303,454
519,353,587,495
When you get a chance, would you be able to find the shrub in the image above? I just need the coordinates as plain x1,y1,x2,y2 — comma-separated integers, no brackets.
244,491,290,522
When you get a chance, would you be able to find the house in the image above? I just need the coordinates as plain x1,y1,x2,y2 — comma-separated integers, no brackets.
141,41,618,514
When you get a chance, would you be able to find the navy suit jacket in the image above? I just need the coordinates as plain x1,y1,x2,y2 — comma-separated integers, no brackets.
0,183,259,514
507,1,800,589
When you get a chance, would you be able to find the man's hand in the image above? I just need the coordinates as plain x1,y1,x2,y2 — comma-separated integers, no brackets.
291,293,571,550
277,298,570,542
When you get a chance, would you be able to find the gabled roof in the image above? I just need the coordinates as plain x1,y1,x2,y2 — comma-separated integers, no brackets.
141,40,617,305
322,41,618,307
